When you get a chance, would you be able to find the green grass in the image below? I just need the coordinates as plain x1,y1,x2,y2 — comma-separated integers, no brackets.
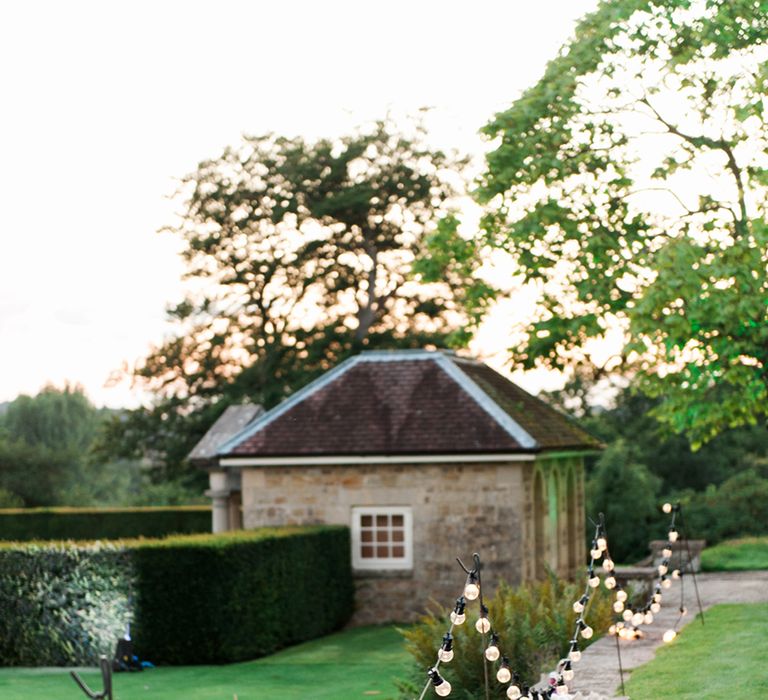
625,603,768,699
701,536,768,571
0,625,411,700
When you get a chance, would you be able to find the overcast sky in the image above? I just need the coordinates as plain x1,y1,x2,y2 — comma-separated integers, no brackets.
0,0,599,407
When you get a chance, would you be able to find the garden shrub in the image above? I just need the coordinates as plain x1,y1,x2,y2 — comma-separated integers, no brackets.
397,575,614,699
0,506,211,541
0,526,353,666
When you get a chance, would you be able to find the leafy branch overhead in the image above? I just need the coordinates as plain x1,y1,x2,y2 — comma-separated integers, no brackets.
479,0,768,445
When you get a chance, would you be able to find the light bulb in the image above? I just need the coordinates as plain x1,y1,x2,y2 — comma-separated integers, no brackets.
622,608,633,622
569,649,581,663
580,625,593,639
476,616,491,634
464,582,480,601
608,624,617,635
590,547,602,559
435,679,452,697
672,569,681,579
588,575,600,588
450,611,465,625
616,589,627,603
613,600,624,613
497,667,512,684
485,645,500,662
668,529,679,543
556,682,569,696
662,577,672,589
602,558,615,572
438,648,453,662
662,547,673,558
573,600,584,614
651,602,661,614
681,606,688,616
605,576,616,590
563,663,574,681
653,592,662,603
662,502,672,514
663,629,677,643
506,685,521,700
644,611,654,625
658,563,668,576
597,536,608,551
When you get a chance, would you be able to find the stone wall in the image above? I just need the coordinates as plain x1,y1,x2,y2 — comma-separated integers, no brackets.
241,461,528,624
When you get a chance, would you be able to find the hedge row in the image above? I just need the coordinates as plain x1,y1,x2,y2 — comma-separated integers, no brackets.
0,506,211,541
0,526,354,666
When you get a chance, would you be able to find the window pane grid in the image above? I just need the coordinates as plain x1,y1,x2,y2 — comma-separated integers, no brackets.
353,508,411,569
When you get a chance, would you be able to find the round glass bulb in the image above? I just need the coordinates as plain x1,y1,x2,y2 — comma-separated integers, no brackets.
563,668,574,681
663,629,677,643
608,624,617,635
662,578,672,589
580,625,593,639
556,683,569,696
616,590,628,603
475,617,491,634
605,576,616,590
672,569,681,579
662,502,672,514
438,648,454,663
506,685,521,700
622,609,633,622
613,600,624,613
668,530,679,543
590,548,602,560
573,600,584,614
435,679,452,697
450,611,465,625
653,592,662,603
644,611,654,625
658,564,668,576
651,602,661,614
602,558,615,572
485,645,500,662
632,612,644,626
588,576,600,588
464,582,480,601
569,649,581,663
497,667,512,684
662,547,672,558
597,536,608,551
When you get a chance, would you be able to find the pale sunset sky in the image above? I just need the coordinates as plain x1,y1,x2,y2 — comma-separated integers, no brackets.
0,0,599,408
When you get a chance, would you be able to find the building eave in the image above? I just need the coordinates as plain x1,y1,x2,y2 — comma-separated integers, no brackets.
218,452,539,467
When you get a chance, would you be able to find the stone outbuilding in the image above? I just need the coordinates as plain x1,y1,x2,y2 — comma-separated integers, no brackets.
194,349,601,624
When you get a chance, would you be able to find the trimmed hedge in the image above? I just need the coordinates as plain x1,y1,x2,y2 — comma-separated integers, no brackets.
0,526,354,666
0,506,211,541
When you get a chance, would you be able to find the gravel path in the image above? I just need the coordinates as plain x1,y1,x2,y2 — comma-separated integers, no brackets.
567,570,768,699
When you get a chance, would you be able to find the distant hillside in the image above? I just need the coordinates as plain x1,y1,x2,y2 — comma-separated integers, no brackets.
0,401,9,416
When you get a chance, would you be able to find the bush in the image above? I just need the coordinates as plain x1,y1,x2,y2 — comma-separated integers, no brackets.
0,526,354,666
398,575,614,698
0,506,211,541
680,469,768,545
586,440,661,563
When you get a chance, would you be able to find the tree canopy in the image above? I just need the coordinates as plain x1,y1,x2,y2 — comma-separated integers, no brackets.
478,0,768,445
104,118,483,479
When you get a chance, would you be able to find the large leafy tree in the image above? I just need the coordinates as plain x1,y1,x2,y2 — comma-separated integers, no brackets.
104,119,481,479
478,0,768,445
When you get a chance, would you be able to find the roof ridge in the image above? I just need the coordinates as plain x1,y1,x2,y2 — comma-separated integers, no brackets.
436,355,538,450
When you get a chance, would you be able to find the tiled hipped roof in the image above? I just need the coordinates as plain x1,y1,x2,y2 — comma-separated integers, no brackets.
219,351,600,459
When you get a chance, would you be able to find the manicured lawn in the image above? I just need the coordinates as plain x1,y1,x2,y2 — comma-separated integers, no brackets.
0,625,411,700
625,603,768,699
701,536,768,571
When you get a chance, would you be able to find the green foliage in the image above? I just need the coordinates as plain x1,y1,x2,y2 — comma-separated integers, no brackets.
478,0,768,446
701,537,768,572
0,506,211,542
0,541,134,666
398,576,614,698
0,527,354,666
586,440,661,562
103,117,477,480
681,469,768,545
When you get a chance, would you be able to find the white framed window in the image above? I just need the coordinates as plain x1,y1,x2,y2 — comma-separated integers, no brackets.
351,506,413,570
